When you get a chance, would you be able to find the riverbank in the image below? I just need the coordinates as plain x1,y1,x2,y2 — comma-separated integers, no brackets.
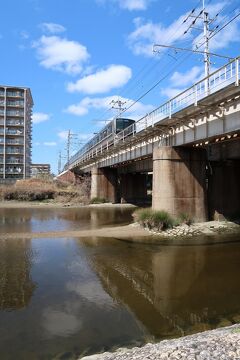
0,201,239,243
80,324,240,360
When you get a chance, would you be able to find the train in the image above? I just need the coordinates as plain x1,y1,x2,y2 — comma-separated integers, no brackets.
64,117,135,170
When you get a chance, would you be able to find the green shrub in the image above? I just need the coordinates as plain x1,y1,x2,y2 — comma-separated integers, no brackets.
90,197,107,204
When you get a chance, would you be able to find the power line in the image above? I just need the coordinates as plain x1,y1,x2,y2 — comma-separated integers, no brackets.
120,8,240,116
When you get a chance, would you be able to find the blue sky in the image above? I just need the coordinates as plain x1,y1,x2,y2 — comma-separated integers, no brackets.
1,0,239,173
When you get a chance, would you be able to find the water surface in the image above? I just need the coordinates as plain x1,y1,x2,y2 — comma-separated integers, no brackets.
0,207,240,359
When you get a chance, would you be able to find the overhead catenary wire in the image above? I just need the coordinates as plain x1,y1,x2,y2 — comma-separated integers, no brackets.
93,1,204,123
76,1,240,147
119,9,240,116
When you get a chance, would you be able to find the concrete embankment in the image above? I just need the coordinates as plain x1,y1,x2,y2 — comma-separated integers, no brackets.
81,325,240,360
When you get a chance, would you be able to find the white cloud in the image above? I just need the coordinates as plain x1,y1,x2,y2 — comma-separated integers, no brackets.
128,13,192,56
170,66,202,87
40,22,66,34
117,0,151,10
67,65,132,94
20,30,30,40
65,95,154,120
161,87,183,99
161,66,203,99
97,0,152,10
32,112,50,124
43,141,57,146
33,35,89,74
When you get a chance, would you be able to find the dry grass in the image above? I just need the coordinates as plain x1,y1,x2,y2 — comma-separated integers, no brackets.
0,177,91,204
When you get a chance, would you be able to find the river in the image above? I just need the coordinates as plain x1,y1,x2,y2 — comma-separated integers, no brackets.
0,206,240,359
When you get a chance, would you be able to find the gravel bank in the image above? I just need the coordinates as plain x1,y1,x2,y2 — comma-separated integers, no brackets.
81,325,240,360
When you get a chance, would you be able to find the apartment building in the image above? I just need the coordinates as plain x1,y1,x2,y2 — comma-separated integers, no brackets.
0,85,33,181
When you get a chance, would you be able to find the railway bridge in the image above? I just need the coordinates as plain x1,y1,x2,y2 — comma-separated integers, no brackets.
59,58,240,221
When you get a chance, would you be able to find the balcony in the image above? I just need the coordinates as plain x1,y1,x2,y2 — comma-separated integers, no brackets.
6,110,24,117
5,166,23,174
6,101,24,107
6,120,24,126
6,149,24,155
6,139,24,145
6,129,24,136
6,91,24,98
6,157,23,164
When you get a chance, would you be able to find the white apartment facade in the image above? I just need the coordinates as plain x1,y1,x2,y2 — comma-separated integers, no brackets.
0,85,33,181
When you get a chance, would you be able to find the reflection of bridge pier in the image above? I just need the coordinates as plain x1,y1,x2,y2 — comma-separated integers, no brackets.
86,243,208,337
85,240,240,338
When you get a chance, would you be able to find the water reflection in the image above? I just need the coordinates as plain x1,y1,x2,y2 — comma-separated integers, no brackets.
80,237,240,338
0,239,35,310
0,207,239,359
0,206,134,233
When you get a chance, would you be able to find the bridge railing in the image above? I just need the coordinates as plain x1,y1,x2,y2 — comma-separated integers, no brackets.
116,57,239,142
69,57,239,169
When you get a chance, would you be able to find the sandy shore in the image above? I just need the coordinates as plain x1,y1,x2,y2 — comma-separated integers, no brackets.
80,325,240,360
0,224,150,240
0,200,136,209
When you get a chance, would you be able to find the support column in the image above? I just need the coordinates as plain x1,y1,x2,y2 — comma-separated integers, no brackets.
120,173,147,204
91,167,117,203
152,145,207,221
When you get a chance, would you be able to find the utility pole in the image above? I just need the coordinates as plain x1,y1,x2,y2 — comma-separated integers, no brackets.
58,151,62,174
202,0,210,93
65,130,75,169
110,99,126,116
203,0,210,79
153,0,216,93
65,130,80,169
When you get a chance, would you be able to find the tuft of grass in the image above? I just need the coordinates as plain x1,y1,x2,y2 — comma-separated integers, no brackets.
133,209,194,232
178,212,193,226
133,208,175,231
90,197,107,204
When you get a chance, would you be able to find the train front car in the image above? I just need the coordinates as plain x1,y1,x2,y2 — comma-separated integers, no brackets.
62,117,135,172
114,118,135,133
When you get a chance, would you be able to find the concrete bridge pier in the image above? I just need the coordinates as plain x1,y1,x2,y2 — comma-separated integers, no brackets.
90,167,117,203
120,173,148,204
152,145,207,221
